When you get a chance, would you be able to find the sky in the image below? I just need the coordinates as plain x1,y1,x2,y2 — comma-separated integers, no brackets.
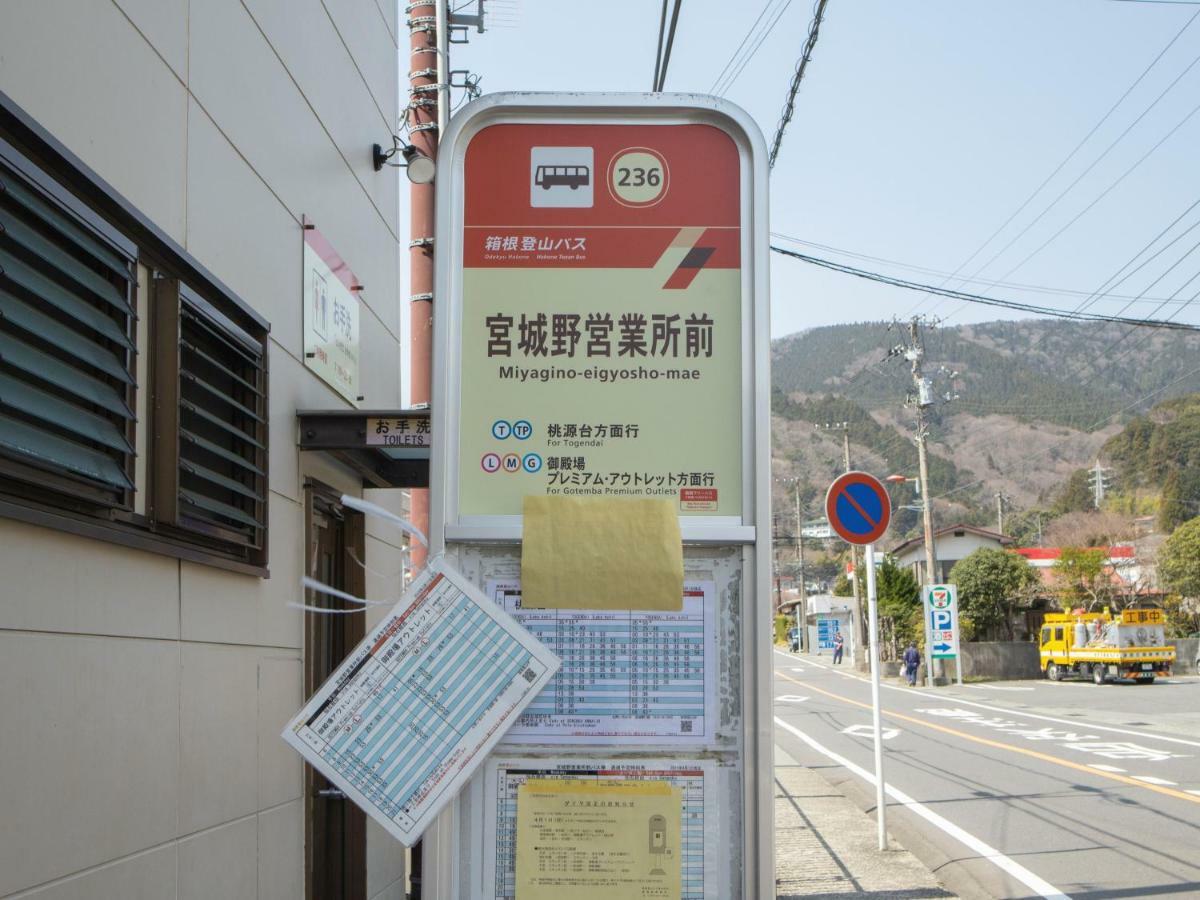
401,0,1200,346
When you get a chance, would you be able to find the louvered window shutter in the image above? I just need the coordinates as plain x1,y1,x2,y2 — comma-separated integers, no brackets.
154,280,267,562
0,157,137,507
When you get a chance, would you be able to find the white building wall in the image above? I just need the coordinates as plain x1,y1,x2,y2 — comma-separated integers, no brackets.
0,1,406,897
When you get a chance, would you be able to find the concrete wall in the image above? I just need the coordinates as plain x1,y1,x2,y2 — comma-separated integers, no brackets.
953,641,1043,680
0,1,405,897
1168,638,1199,675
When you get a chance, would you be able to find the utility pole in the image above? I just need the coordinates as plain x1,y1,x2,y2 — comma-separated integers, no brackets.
994,491,1006,535
900,317,939,687
794,483,806,652
407,0,441,576
817,421,863,667
1089,459,1109,510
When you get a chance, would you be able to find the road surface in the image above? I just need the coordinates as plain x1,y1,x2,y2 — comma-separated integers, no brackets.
773,648,1200,899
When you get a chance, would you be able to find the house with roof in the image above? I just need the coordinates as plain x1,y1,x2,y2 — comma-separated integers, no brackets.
889,523,1014,585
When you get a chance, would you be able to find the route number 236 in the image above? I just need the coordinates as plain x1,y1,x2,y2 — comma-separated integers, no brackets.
616,166,661,187
609,149,668,206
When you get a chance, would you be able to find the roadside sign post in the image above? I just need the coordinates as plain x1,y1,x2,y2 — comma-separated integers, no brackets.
863,542,887,851
427,93,772,898
824,471,892,851
925,584,962,685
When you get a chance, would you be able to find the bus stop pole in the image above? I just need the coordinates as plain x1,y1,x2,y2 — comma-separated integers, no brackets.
864,541,887,851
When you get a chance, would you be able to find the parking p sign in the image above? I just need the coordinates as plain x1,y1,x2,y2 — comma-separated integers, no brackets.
924,584,959,660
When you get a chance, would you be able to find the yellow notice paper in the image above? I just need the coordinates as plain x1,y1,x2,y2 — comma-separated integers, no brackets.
515,779,682,900
521,496,683,610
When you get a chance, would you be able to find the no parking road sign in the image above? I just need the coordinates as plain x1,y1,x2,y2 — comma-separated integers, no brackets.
824,471,892,546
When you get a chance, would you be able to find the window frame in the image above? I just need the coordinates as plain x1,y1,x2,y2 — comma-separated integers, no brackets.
0,90,271,576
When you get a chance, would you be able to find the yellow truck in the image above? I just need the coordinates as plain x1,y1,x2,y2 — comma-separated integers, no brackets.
1039,609,1175,684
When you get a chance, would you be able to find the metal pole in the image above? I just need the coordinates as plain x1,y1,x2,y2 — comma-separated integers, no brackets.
841,428,865,670
864,542,887,851
916,430,937,687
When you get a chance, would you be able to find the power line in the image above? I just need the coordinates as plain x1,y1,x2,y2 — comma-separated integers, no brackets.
768,0,830,168
919,10,1200,317
770,231,1197,304
652,0,669,91
711,0,796,96
654,0,683,92
769,245,1200,330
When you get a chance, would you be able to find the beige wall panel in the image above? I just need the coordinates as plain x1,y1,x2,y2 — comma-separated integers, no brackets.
0,518,179,640
366,816,407,899
178,642,260,835
180,491,304,649
308,198,402,341
17,845,178,900
364,535,406,628
240,0,400,230
372,0,398,46
363,487,412,549
113,0,189,80
186,99,304,359
322,0,403,139
178,816,258,900
257,800,304,900
0,633,179,896
359,306,403,408
190,0,399,342
0,0,187,241
258,654,304,809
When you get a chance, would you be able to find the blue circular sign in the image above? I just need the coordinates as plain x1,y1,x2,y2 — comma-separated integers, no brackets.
492,419,512,439
824,471,891,545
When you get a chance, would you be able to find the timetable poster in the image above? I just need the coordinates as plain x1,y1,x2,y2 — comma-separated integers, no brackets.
486,579,717,743
282,557,560,846
482,757,717,900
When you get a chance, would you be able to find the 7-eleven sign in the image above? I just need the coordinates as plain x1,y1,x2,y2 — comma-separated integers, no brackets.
924,584,959,659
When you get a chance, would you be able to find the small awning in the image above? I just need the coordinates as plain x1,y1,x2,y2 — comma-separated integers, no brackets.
297,409,430,488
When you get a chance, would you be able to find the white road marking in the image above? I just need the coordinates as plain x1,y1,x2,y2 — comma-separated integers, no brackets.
776,652,1200,750
776,695,810,703
1131,775,1177,786
1088,764,1126,773
1187,790,1200,796
774,716,1073,900
843,723,900,740
963,684,1035,692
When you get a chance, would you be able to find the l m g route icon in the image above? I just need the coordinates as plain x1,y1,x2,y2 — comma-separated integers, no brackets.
824,471,892,545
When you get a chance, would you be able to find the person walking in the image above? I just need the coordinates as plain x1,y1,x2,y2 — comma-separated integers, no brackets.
903,641,921,686
832,630,844,665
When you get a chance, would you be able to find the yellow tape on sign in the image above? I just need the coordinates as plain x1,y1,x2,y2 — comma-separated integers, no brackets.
520,496,683,610
515,779,682,900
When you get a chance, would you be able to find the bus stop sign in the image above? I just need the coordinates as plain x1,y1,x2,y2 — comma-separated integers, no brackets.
825,471,891,545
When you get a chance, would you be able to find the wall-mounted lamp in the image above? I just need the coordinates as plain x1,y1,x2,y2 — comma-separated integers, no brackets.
372,138,436,184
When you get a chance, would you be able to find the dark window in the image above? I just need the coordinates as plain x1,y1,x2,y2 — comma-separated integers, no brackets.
0,150,137,509
1053,627,1064,642
153,280,268,566
1040,627,1050,646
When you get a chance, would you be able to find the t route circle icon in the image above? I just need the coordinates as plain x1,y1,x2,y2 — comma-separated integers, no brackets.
824,471,892,545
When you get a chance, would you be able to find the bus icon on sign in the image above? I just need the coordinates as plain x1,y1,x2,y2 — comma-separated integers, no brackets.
534,165,589,190
530,147,593,208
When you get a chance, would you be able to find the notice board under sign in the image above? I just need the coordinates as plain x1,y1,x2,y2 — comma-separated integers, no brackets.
302,218,361,405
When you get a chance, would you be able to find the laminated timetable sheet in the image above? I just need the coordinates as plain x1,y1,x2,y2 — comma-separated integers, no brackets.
482,757,717,900
282,557,560,846
486,579,717,742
